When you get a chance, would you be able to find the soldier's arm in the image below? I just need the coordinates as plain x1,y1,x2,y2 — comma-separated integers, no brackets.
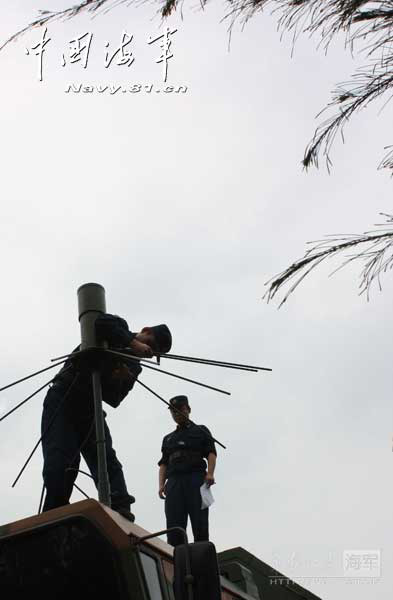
111,363,142,388
199,425,217,486
95,314,135,347
158,464,167,498
158,441,169,498
206,453,216,486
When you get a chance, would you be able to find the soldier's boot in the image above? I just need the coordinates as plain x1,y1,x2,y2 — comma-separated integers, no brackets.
112,494,136,522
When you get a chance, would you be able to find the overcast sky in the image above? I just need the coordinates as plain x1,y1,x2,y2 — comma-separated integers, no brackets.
1,2,392,599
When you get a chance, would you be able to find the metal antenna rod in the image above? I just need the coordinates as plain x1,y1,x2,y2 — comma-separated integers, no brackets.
92,369,111,504
106,348,258,373
0,367,73,424
66,467,94,480
12,374,79,488
136,379,226,450
110,349,259,373
0,377,55,423
73,483,90,499
0,359,69,394
160,353,272,372
50,349,156,365
49,349,85,362
157,354,258,372
104,349,231,396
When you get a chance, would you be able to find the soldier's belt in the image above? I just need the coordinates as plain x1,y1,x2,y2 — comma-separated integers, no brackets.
168,450,203,464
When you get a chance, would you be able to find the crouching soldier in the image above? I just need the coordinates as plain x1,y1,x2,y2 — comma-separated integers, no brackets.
41,313,172,521
158,395,217,546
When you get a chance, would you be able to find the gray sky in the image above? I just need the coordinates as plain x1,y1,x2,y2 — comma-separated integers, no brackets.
1,2,392,598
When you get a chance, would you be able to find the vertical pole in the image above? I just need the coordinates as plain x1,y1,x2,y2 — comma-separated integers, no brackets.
91,370,111,506
77,283,111,507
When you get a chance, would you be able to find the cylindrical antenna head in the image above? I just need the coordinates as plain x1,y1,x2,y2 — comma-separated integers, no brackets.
77,283,106,349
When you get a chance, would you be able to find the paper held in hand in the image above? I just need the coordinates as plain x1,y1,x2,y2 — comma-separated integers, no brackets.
200,482,215,509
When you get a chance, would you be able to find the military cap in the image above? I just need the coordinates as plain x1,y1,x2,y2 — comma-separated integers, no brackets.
150,324,172,353
169,395,190,410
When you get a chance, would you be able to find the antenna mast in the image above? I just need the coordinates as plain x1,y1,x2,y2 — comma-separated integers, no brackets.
77,282,111,507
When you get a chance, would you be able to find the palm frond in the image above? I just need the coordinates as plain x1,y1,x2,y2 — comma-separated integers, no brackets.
0,1,122,52
265,213,393,306
221,1,393,171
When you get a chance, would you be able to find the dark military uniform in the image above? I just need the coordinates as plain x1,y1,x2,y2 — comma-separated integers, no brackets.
159,420,217,546
41,314,141,514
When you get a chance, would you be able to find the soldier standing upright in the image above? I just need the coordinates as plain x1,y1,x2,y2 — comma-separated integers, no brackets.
158,395,217,546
